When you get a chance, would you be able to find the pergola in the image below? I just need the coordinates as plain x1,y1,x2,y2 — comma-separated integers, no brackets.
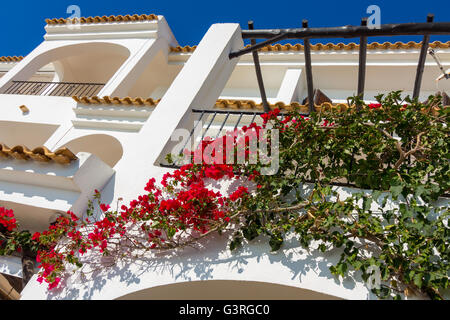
230,15,450,112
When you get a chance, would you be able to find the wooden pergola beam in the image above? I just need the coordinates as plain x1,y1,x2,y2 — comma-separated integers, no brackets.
357,18,368,100
230,20,450,59
248,21,270,113
413,14,435,99
302,20,315,114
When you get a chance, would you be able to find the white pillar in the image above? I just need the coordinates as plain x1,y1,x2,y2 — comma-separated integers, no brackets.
275,69,303,103
104,23,243,199
141,23,244,164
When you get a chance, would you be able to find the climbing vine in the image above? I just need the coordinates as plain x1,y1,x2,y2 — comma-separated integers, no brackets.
1,91,448,299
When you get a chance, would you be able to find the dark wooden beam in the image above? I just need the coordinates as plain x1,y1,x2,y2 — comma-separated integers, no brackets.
303,20,315,114
230,20,450,59
413,14,434,99
248,21,270,113
357,18,368,100
302,20,314,113
229,32,287,59
240,21,450,39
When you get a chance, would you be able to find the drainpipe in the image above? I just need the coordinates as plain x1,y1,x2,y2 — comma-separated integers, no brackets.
0,274,20,300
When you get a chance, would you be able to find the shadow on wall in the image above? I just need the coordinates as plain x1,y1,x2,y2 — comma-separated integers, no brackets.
0,121,58,147
43,230,377,300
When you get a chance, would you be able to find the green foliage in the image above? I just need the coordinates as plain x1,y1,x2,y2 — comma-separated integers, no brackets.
0,229,39,257
232,91,449,299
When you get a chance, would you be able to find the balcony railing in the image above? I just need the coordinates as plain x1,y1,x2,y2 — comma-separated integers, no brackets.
3,81,105,97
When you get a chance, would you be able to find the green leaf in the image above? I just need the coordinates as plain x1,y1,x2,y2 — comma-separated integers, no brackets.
414,274,423,288
269,234,283,252
390,185,404,200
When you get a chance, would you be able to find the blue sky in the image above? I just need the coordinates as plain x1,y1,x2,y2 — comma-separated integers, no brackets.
2,0,449,57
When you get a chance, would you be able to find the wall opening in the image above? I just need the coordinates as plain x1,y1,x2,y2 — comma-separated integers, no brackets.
117,280,342,300
61,134,123,168
2,42,130,96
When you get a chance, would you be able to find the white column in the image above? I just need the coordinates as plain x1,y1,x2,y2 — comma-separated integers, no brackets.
105,23,243,199
141,23,243,164
275,69,303,103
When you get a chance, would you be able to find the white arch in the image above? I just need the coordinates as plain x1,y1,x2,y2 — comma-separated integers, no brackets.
0,41,130,93
61,134,123,168
116,280,342,300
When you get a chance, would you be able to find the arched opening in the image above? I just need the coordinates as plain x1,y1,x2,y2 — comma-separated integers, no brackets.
116,280,342,300
49,43,129,84
61,134,123,168
3,42,130,96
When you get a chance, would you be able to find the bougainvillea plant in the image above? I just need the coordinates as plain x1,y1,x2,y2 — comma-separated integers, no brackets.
0,91,448,299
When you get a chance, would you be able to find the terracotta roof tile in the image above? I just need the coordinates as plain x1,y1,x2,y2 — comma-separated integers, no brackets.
0,144,78,164
45,14,158,25
72,96,160,106
72,96,446,116
214,99,445,115
170,40,450,53
0,56,24,62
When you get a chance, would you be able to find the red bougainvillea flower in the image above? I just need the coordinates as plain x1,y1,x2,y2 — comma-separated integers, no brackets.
100,204,110,212
229,186,249,202
368,103,382,109
261,108,281,126
32,232,41,242
28,107,297,290
400,104,409,111
0,207,18,232
48,277,61,290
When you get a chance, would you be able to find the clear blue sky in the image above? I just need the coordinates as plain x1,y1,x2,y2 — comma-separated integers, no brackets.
2,0,449,57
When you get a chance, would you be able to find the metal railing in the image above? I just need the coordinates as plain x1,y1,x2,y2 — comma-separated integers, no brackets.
3,81,105,97
160,108,290,169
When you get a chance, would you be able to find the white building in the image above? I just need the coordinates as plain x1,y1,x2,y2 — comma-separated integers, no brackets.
0,13,449,300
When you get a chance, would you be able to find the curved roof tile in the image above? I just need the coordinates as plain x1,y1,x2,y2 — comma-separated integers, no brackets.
0,144,78,164
170,40,450,53
45,14,158,25
72,96,160,106
0,56,24,62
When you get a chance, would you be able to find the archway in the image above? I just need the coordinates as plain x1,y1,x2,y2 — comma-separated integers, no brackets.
49,43,130,84
61,134,123,168
1,42,130,96
117,280,342,300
